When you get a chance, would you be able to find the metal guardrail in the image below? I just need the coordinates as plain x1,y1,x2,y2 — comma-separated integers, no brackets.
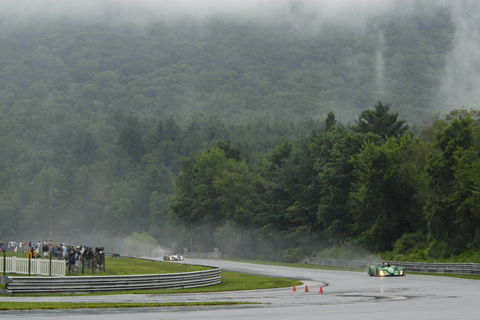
304,257,480,275
1,257,66,276
2,267,221,294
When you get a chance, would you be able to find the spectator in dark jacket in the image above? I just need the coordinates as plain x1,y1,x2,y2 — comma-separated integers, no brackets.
67,247,76,275
85,247,94,268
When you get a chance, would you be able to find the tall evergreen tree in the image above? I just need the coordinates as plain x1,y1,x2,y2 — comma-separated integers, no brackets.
351,101,410,140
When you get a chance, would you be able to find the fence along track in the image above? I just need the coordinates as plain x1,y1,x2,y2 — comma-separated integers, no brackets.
3,268,221,294
304,257,480,275
0,257,66,276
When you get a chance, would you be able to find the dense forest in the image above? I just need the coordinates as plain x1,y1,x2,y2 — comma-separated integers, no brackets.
170,106,480,262
0,2,479,261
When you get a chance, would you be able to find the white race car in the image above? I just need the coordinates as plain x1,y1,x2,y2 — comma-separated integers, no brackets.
163,253,184,261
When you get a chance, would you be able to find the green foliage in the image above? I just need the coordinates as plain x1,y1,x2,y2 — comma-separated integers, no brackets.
117,115,146,164
170,145,258,251
283,247,305,263
349,135,426,251
424,117,476,253
392,231,427,254
315,126,380,242
350,101,410,139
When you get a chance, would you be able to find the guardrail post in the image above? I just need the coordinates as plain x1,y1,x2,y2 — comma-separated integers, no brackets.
2,253,5,276
0,274,11,295
28,256,31,276
82,254,84,275
49,253,52,276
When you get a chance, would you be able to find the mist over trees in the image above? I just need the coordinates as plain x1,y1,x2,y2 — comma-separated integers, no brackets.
1,1,480,261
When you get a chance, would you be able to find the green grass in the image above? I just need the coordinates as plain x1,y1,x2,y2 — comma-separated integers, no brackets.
121,271,302,294
1,252,28,258
88,257,210,276
0,301,259,310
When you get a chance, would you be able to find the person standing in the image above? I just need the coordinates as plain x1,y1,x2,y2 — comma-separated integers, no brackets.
27,247,36,259
85,247,93,268
48,243,53,258
35,241,41,258
74,246,81,270
67,247,76,275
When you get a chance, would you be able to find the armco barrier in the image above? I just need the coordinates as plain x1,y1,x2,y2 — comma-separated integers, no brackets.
1,267,221,294
304,257,480,275
184,252,222,259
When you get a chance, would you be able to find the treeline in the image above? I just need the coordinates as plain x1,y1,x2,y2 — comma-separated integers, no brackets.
170,105,480,262
1,98,478,261
0,104,322,247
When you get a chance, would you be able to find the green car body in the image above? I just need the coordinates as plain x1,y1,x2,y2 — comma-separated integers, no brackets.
368,263,405,276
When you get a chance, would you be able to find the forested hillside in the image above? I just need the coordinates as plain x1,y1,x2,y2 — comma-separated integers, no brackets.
0,4,454,125
0,2,478,260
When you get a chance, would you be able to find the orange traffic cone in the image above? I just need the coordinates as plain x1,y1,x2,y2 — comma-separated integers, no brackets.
319,286,323,294
305,285,309,292
134,252,136,258
293,285,297,292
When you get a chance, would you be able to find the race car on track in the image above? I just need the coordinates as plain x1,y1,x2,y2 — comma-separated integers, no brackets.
368,262,405,276
163,253,184,261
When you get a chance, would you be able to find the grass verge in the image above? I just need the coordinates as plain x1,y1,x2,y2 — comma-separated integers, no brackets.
88,257,210,275
0,301,259,310
121,271,302,294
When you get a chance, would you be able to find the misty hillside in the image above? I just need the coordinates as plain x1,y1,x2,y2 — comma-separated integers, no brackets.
0,4,455,126
2,1,480,259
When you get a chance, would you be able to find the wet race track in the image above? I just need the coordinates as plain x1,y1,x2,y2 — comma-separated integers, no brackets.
1,258,479,319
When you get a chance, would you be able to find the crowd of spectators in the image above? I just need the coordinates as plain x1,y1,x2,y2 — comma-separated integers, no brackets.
0,240,104,275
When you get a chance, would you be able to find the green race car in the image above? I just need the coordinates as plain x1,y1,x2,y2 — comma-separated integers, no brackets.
368,262,405,276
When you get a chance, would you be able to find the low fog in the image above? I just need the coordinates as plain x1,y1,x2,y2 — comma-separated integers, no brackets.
440,1,480,111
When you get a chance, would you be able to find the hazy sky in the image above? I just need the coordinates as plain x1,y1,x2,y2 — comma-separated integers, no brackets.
0,0,416,26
